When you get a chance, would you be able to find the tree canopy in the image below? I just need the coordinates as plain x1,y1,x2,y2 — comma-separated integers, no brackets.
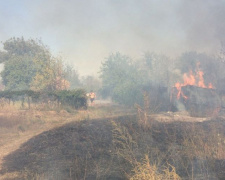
0,37,71,91
100,53,145,106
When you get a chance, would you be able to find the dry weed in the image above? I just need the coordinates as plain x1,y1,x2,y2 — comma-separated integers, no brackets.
111,120,181,180
130,155,181,180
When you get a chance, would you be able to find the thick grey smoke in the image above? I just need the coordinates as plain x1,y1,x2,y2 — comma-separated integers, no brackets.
0,0,225,75
177,0,225,52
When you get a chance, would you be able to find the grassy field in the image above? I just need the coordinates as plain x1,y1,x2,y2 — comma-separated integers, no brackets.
0,102,225,179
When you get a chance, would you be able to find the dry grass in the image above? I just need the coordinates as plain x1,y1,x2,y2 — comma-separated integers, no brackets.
1,115,225,180
0,102,133,179
130,155,180,180
111,120,181,180
0,101,225,179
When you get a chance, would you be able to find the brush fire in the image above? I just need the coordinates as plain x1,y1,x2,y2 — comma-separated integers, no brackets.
172,63,221,117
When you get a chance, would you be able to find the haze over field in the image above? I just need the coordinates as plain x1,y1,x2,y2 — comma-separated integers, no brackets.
0,0,225,75
2,1,225,179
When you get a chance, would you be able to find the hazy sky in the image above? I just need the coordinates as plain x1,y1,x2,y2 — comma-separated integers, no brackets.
0,0,225,76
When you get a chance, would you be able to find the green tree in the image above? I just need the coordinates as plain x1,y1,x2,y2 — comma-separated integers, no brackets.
63,64,81,89
138,52,171,87
0,37,72,91
100,53,144,106
2,55,37,90
0,37,52,90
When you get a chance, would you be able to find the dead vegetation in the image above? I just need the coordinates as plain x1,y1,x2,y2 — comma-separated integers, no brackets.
0,102,225,179
0,102,131,179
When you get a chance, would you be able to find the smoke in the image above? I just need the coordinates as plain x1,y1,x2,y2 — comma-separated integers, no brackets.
175,100,186,112
176,0,225,52
0,0,225,75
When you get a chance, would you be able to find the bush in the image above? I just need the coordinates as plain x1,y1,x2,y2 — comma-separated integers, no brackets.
0,89,87,109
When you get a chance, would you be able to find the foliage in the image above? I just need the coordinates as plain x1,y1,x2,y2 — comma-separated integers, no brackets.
100,53,145,106
0,37,72,91
0,37,50,90
100,52,173,109
54,89,87,109
64,65,81,89
0,89,87,109
1,56,37,90
30,58,54,91
100,51,225,111
50,57,71,90
138,52,172,87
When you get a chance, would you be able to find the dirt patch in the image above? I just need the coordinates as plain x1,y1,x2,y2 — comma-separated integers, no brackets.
150,111,211,122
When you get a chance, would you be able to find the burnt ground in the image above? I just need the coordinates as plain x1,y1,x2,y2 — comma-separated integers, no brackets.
0,116,126,180
1,113,225,180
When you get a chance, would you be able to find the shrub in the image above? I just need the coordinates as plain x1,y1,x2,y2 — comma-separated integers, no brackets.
0,89,87,109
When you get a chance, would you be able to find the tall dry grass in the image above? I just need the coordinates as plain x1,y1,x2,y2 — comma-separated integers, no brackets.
1,95,225,180
111,120,181,180
130,155,180,180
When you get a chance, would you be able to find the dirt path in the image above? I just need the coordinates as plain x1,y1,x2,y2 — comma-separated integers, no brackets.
0,105,130,179
0,130,46,179
0,111,78,179
0,130,42,167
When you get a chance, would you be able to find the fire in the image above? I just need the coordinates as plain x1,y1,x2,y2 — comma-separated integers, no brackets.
175,63,213,99
208,83,213,89
175,82,188,99
183,70,195,86
197,70,209,88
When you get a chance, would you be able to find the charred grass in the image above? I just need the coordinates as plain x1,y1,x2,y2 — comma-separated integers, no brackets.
0,103,134,179
1,112,225,180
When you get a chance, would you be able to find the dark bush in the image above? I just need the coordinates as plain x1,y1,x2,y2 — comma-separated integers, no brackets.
0,89,87,109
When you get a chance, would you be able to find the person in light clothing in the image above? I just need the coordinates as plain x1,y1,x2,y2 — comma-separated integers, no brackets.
89,91,96,105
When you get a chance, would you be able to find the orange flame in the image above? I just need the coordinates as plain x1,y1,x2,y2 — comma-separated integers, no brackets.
197,71,206,88
183,70,195,86
175,63,213,99
208,83,213,89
